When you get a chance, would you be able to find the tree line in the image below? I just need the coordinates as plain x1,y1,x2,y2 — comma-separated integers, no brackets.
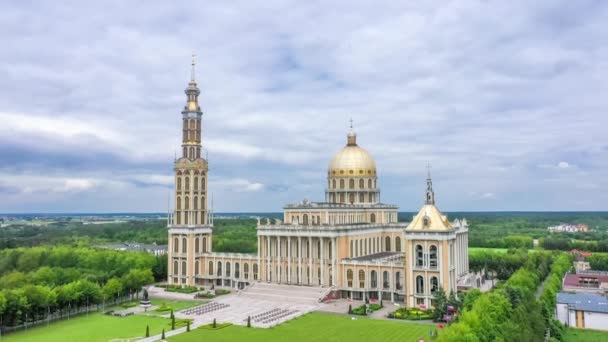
0,246,160,329
438,252,572,342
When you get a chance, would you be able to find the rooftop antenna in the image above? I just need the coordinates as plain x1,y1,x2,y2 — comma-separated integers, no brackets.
349,118,354,132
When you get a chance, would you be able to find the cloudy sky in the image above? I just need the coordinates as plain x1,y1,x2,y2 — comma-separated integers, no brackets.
0,1,607,213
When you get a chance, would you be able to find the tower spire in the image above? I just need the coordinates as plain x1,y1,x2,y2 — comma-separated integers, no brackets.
191,53,196,82
425,162,435,205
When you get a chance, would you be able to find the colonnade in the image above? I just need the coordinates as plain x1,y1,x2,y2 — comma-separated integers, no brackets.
258,235,338,287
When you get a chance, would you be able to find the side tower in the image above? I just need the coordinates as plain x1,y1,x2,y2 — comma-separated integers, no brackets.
404,168,468,308
168,57,213,286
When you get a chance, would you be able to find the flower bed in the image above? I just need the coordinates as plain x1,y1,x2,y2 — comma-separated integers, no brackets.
351,304,367,316
388,308,432,320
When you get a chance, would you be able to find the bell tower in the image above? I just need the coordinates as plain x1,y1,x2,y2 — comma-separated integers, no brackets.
168,55,213,286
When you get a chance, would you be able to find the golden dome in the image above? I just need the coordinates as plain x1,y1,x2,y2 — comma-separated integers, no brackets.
328,133,376,174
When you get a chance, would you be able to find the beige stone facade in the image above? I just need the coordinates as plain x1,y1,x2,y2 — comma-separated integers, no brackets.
167,65,469,307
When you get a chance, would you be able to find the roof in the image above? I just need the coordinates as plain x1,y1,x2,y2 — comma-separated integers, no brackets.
345,251,400,262
406,204,452,231
557,292,608,313
563,273,608,287
328,137,376,172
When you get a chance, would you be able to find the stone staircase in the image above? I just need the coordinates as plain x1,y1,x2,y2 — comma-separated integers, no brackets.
241,282,326,304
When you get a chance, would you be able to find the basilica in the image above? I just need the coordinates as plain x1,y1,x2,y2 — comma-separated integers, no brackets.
167,62,470,308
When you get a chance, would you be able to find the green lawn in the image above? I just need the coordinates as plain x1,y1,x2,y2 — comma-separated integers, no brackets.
1,313,169,342
149,298,202,313
564,328,608,341
170,312,435,342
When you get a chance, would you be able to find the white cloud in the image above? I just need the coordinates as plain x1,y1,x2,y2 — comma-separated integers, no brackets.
557,161,570,169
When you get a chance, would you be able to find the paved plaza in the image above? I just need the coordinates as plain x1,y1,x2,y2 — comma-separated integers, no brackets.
175,283,323,328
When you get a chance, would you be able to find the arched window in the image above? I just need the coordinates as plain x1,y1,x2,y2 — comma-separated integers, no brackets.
395,237,401,252
190,120,195,129
244,263,249,279
173,237,179,252
349,179,355,189
208,261,213,275
181,261,186,276
371,213,376,223
385,236,391,251
195,238,199,253
201,178,206,190
368,179,372,188
182,238,187,253
358,270,365,288
340,179,345,189
194,196,198,210
303,214,309,225
202,237,207,252
185,196,190,210
431,276,439,293
359,179,364,189
177,197,181,210
332,179,336,189
195,261,199,275
173,261,178,275
383,271,390,289
416,245,424,267
185,176,190,190
253,263,259,280
226,262,231,277
177,177,182,190
347,269,353,287
194,177,198,190
371,270,377,288
430,245,438,268
235,262,240,278
359,193,364,203
349,193,355,203
217,262,222,276
416,275,424,294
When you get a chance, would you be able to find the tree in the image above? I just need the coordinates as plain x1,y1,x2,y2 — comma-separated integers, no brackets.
213,318,217,328
348,304,352,314
161,328,165,339
187,320,190,332
432,287,448,321
247,315,251,327
146,325,150,337
102,278,123,302
171,310,175,330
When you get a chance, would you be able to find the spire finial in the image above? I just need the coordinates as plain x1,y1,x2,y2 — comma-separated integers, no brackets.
191,53,197,82
425,163,435,205
346,118,357,146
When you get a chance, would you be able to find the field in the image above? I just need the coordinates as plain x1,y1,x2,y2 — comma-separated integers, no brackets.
169,312,434,342
564,328,608,341
1,313,169,342
1,298,200,342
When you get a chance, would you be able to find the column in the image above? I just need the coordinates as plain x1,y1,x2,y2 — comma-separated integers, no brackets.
266,236,271,282
288,237,292,284
332,237,337,287
277,236,281,283
298,236,302,284
308,236,312,285
320,237,325,286
257,236,261,283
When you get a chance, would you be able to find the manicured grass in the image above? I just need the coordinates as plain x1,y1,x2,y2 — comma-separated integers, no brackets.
1,313,169,342
564,328,608,341
169,312,435,342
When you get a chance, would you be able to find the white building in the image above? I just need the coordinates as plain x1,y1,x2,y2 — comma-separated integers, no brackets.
556,292,608,330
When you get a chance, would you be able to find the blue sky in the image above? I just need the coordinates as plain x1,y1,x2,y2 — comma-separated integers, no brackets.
0,1,607,213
